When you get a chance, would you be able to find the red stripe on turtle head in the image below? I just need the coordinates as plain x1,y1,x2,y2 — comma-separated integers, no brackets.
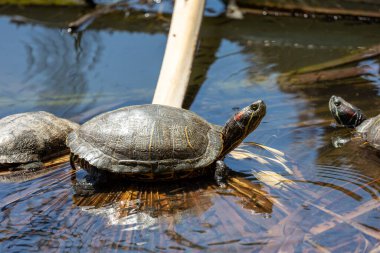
234,111,244,122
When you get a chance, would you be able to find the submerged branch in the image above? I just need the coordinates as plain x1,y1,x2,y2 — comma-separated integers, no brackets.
279,65,372,86
278,43,380,86
67,1,129,33
289,44,380,75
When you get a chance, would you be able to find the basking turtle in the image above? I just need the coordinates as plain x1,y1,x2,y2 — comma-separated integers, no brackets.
67,101,266,189
329,95,380,149
0,111,79,171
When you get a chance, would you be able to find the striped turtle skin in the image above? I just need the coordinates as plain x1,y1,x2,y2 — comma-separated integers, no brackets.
329,95,380,150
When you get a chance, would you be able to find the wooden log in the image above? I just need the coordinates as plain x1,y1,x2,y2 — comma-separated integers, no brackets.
236,0,380,20
279,65,372,86
289,44,380,75
278,43,380,86
152,0,205,108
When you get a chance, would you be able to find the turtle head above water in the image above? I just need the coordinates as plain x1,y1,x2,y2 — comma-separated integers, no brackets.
329,95,366,128
219,100,266,158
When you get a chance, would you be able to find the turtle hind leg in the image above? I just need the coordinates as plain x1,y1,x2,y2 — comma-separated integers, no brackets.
9,161,44,172
214,160,229,188
70,156,108,196
70,153,79,170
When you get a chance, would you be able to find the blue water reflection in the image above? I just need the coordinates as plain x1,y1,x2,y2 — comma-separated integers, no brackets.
0,5,380,252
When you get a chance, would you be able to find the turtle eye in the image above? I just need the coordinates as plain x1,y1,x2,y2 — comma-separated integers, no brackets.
334,101,341,107
251,104,259,111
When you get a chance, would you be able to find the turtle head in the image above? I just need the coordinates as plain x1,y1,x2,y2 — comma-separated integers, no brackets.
220,100,266,157
329,95,366,128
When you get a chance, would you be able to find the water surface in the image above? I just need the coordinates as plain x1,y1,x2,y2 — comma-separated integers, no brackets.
0,4,380,252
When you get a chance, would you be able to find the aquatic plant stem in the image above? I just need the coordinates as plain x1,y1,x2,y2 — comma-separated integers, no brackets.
152,0,205,108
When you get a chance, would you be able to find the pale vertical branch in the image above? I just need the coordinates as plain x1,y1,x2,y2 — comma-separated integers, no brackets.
152,0,205,108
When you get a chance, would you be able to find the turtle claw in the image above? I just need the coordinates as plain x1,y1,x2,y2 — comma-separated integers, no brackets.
217,182,227,189
73,176,98,196
331,136,351,148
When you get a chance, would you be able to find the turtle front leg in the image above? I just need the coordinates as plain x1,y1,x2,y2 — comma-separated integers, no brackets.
215,160,229,188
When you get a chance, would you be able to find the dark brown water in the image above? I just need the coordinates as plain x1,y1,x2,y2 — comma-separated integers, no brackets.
0,3,380,252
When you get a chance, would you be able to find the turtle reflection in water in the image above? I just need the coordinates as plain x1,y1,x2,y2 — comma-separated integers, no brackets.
0,111,79,174
67,101,266,192
329,95,380,150
73,175,273,229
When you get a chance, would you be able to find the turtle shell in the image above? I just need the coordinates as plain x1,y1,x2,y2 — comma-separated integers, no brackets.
67,104,223,181
357,115,380,150
0,111,79,164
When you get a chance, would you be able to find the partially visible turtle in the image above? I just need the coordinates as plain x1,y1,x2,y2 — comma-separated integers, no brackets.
0,111,79,171
329,95,380,149
67,101,266,190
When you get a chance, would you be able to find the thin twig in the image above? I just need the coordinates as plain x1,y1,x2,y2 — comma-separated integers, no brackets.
67,1,129,33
